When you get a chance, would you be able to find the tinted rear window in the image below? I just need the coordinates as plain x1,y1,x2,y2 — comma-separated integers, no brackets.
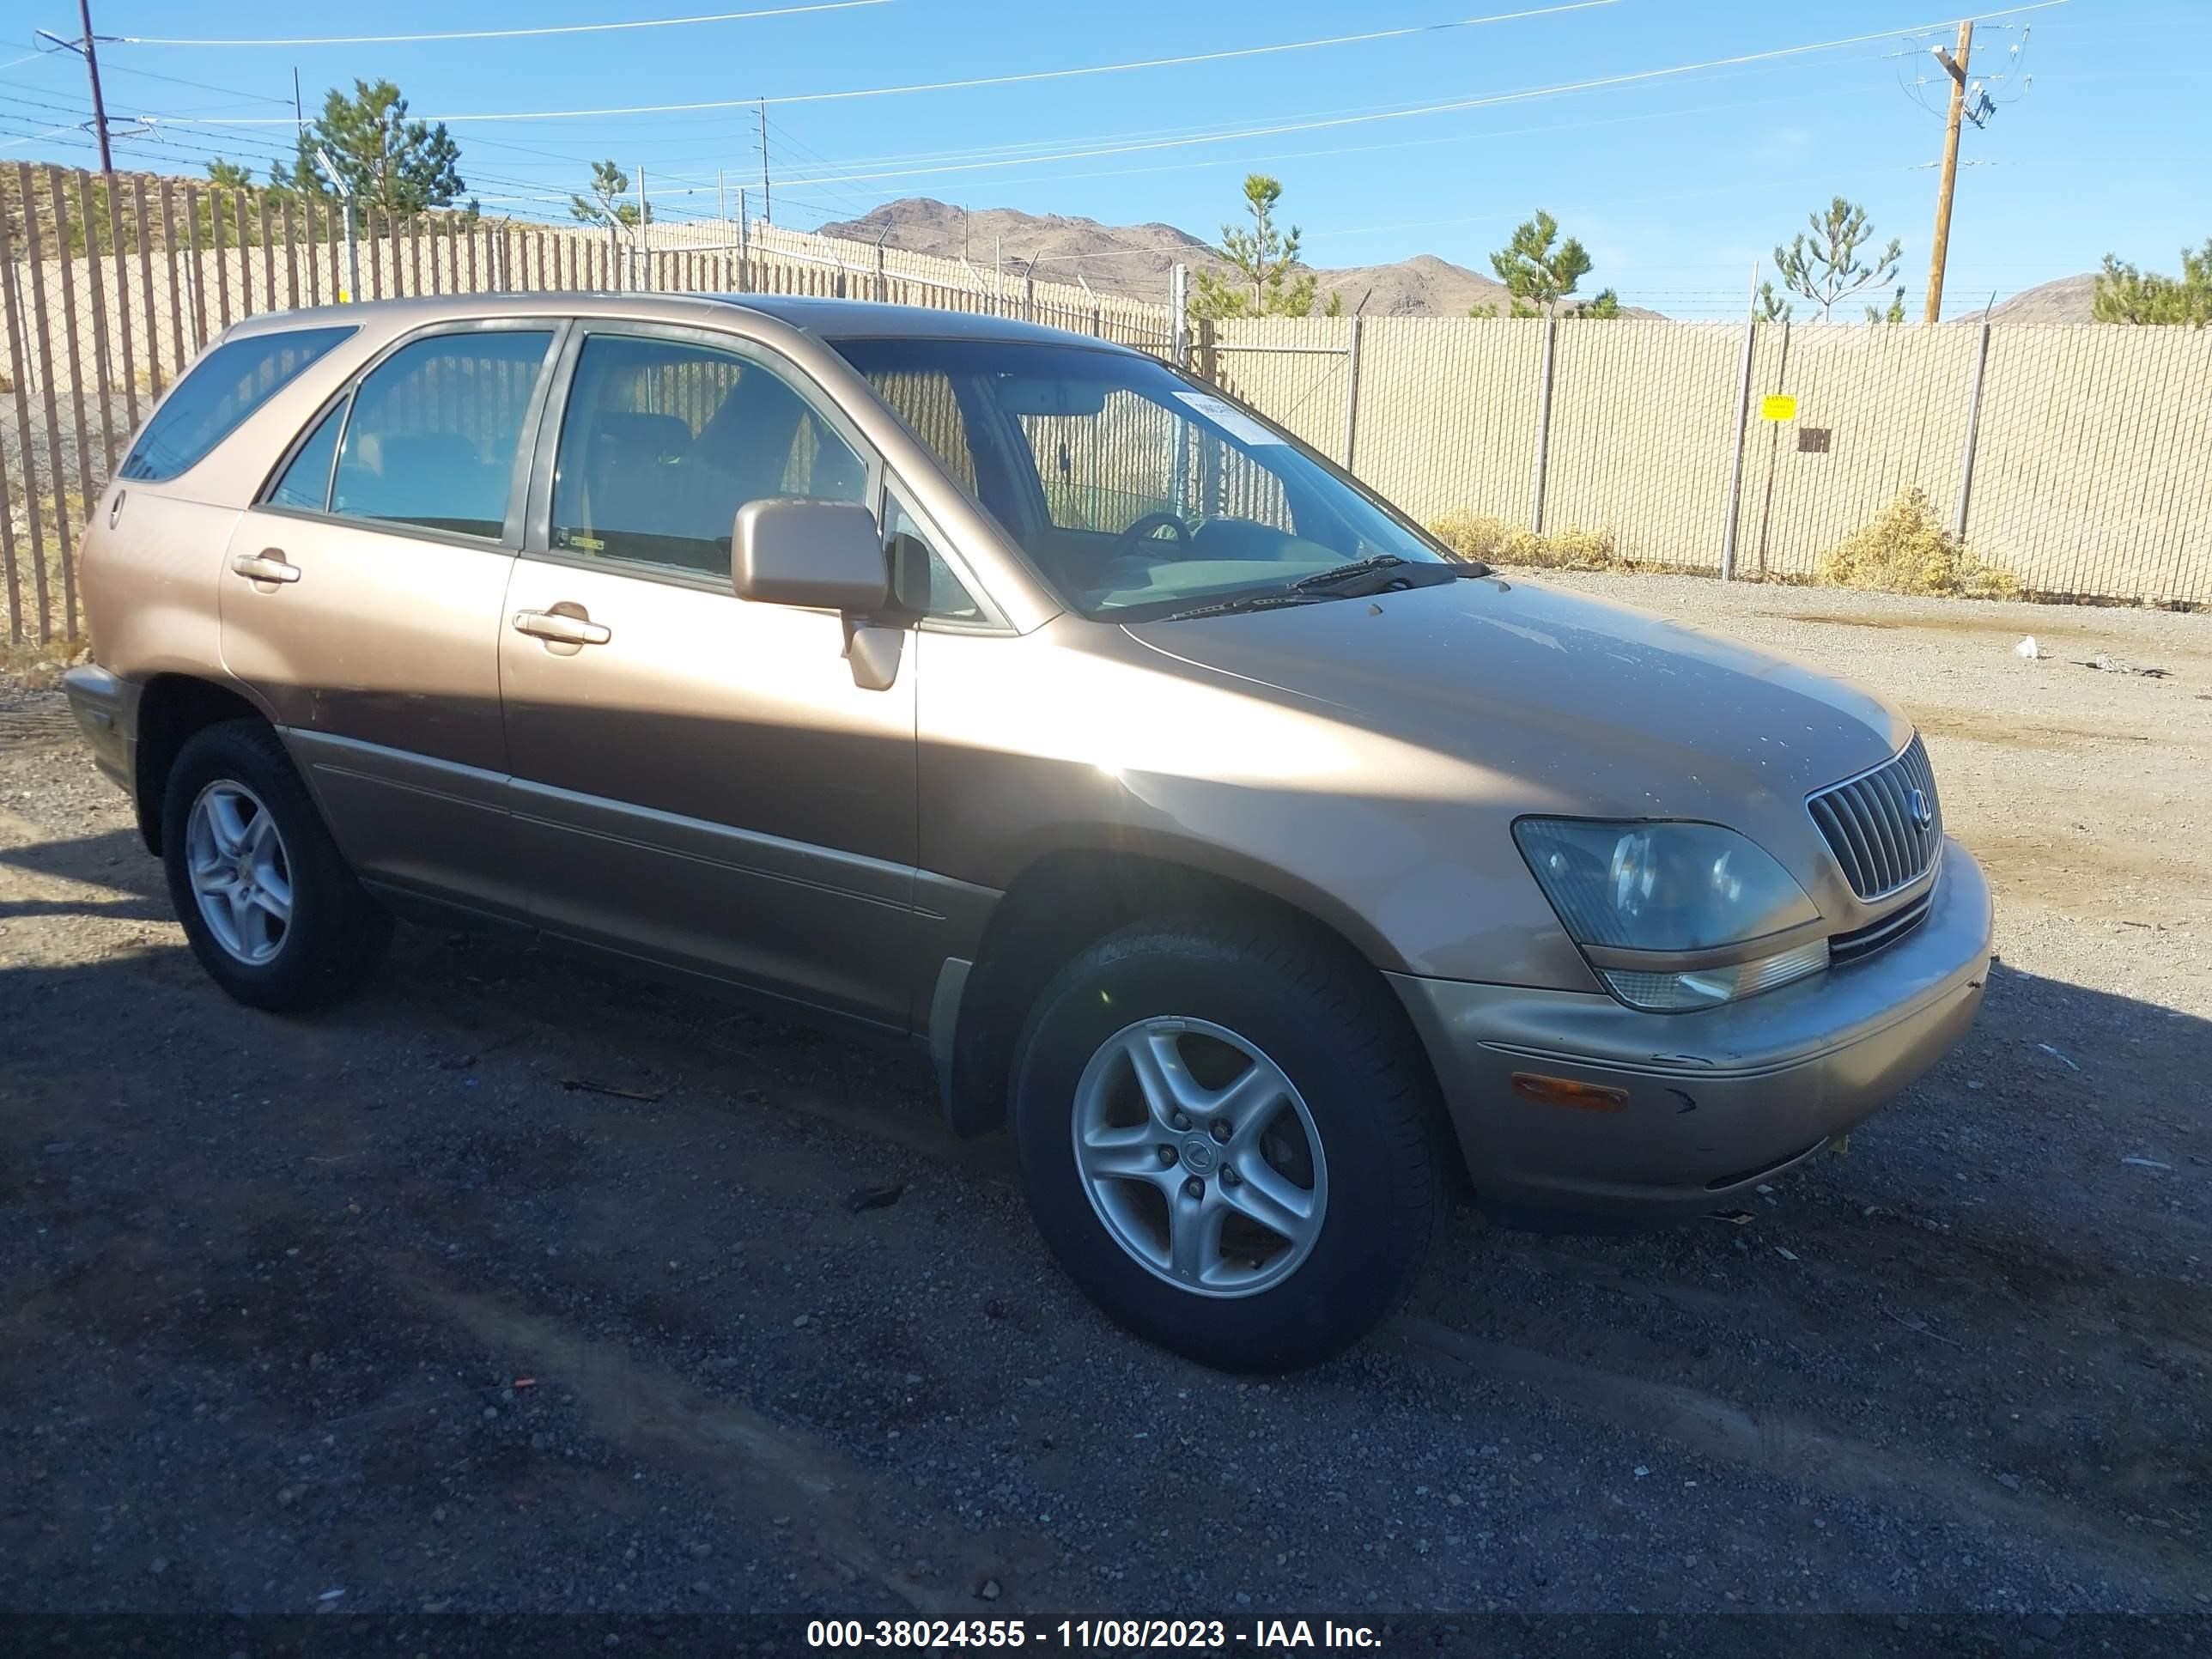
118,325,354,483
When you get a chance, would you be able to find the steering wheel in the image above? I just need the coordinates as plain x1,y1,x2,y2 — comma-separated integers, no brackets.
1108,510,1194,562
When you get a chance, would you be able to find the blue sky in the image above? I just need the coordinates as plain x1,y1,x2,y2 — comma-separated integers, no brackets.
3,0,2205,316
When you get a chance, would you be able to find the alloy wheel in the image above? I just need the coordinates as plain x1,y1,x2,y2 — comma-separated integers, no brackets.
1070,1016,1328,1297
184,779,294,966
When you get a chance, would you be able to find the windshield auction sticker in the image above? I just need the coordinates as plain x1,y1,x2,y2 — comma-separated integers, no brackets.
1172,391,1285,447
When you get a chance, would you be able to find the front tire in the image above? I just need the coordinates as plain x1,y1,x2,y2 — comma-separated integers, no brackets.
1012,916,1446,1372
161,720,392,1012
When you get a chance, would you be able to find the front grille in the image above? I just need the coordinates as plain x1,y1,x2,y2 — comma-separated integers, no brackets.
1808,736,1942,901
1829,888,1934,964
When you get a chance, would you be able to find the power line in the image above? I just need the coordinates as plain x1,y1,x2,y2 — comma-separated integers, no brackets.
185,1,1626,124
1,8,2073,243
111,0,892,50
0,111,584,222
607,5,2075,195
742,68,1899,201
0,115,97,152
635,74,1911,240
202,0,2070,229
0,89,591,213
0,111,2053,315
76,57,295,107
498,48,1898,187
763,112,878,220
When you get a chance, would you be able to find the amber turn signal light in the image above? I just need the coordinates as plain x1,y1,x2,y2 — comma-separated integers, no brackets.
1510,1073,1630,1113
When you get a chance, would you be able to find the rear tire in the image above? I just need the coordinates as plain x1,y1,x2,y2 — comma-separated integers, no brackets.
1012,915,1446,1372
161,720,392,1012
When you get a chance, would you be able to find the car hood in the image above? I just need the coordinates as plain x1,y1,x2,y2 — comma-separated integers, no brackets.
1120,574,1910,821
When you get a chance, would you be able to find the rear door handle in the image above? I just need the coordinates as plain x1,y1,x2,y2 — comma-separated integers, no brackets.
512,608,611,646
230,549,301,584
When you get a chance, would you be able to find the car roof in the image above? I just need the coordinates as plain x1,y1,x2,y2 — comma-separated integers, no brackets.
224,290,1141,353
708,294,1139,348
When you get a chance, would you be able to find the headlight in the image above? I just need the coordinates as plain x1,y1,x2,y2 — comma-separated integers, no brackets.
1514,819,1826,1012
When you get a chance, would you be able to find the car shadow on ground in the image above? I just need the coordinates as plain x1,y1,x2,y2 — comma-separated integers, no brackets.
2,821,2209,1619
0,826,170,924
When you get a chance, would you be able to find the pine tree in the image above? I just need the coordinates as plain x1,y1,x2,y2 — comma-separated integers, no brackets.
1865,284,1907,325
1190,174,1339,319
2093,241,2212,325
275,79,465,228
570,161,648,252
1480,211,1611,319
1773,197,1902,322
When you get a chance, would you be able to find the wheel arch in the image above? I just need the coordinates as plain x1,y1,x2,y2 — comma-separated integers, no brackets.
132,673,273,855
945,844,1426,1138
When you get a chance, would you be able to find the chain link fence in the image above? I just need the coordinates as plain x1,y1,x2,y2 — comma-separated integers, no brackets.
0,165,1184,646
6,161,2210,647
1218,312,2211,605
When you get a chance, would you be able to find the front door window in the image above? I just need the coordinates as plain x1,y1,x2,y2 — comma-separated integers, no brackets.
550,333,869,578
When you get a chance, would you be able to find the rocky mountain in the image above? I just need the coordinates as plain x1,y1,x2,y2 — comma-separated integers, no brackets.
1978,273,2098,324
816,197,1522,318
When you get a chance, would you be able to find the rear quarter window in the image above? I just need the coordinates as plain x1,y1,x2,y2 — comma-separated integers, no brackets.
118,325,355,483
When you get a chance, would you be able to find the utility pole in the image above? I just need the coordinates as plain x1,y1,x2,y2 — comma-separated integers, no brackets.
1170,264,1190,368
78,0,111,173
292,67,304,137
315,146,358,302
1719,263,1759,581
758,98,772,224
40,1,118,172
635,163,649,290
1923,18,1973,325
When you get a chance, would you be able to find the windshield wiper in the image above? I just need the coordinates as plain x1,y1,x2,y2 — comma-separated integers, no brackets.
1150,591,1328,623
1290,554,1409,592
1153,555,1447,620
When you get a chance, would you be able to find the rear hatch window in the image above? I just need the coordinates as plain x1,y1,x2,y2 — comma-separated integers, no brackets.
118,325,355,482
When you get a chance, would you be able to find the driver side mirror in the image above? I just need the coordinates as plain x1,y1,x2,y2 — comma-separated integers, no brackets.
731,498,890,613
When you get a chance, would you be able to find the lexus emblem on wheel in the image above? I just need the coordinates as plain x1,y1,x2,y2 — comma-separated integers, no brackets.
1907,787,1935,832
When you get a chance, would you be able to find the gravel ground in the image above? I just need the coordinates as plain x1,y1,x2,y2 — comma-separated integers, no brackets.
1,575,2208,1640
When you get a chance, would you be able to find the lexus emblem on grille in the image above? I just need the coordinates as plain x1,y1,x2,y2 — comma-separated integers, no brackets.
1907,787,1934,832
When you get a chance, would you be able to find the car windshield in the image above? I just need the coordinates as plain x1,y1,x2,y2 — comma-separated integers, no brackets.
830,337,1449,620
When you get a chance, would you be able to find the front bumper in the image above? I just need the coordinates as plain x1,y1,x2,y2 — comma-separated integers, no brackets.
1389,839,1993,1221
61,664,140,794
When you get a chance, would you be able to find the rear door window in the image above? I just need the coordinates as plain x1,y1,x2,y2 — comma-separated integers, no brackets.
118,325,354,482
330,329,556,540
266,400,347,511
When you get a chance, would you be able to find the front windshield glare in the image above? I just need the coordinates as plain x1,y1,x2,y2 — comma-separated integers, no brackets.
832,337,1446,619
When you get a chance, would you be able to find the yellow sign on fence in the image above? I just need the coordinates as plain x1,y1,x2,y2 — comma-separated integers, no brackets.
1760,393,1799,422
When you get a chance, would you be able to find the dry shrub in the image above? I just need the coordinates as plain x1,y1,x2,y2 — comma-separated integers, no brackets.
0,637,88,678
1427,510,1621,571
1816,487,2017,599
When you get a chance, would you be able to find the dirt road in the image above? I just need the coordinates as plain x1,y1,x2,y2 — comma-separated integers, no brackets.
2,578,2207,1636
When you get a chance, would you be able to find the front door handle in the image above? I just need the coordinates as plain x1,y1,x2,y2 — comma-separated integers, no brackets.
230,549,301,584
513,607,611,647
